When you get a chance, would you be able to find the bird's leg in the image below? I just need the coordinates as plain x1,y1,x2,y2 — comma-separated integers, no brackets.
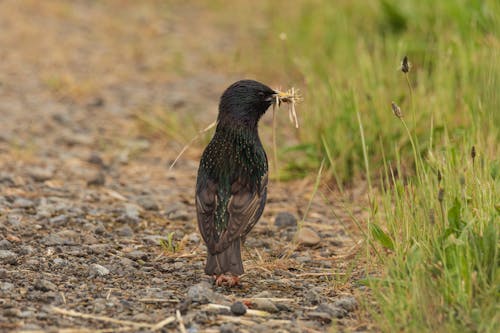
214,274,240,287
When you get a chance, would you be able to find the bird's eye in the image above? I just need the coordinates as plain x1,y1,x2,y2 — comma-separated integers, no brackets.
258,91,265,97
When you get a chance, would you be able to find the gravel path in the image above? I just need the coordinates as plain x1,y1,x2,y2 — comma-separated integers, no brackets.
0,2,368,332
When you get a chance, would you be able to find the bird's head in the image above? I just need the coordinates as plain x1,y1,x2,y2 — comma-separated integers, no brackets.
218,80,280,127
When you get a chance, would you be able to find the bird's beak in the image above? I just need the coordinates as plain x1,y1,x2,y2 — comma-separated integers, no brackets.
269,90,287,105
271,89,294,105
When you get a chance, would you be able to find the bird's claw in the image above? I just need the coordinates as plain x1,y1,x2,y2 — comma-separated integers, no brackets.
214,274,240,287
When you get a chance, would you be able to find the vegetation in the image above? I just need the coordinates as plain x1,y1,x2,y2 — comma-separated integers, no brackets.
141,1,498,331
220,1,499,331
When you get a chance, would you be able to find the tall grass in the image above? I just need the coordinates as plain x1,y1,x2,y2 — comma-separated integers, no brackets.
237,0,499,182
226,0,500,331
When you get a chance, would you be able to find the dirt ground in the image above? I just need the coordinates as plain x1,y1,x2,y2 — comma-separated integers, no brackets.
0,2,369,332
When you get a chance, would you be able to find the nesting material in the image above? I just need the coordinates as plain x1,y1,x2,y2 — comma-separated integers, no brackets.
273,87,303,128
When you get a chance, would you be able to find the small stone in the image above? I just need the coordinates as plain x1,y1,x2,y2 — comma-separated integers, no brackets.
19,310,35,318
187,282,216,304
126,250,148,261
94,223,106,235
7,214,22,227
305,289,323,305
136,196,159,211
28,167,53,182
53,258,68,267
295,255,312,264
120,203,141,223
0,250,17,264
90,264,110,276
308,311,332,323
274,212,297,228
4,308,21,317
19,245,34,255
88,153,105,166
116,225,134,237
315,303,347,319
251,298,279,313
93,298,107,313
34,279,57,292
49,215,68,225
165,203,190,221
12,197,35,209
0,282,14,291
0,239,12,250
230,301,247,316
87,172,105,186
297,227,321,246
219,323,237,333
188,232,200,243
334,296,357,312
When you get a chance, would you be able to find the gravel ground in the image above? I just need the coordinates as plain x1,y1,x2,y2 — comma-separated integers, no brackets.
0,2,369,332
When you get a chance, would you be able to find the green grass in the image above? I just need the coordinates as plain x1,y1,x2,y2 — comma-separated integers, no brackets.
220,0,500,331
140,1,498,330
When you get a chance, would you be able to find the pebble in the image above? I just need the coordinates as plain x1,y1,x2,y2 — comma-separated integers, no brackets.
274,212,297,228
28,167,53,182
308,311,333,323
49,214,68,225
187,282,217,304
53,258,68,267
20,245,35,255
34,279,57,292
136,195,159,211
0,282,15,291
314,303,347,319
304,289,323,305
297,227,321,246
87,172,105,186
13,197,35,209
165,203,190,221
116,225,134,237
94,223,106,235
121,203,141,223
230,301,247,316
334,296,357,312
87,153,105,166
219,323,237,333
188,232,200,243
93,298,107,313
251,298,279,313
0,239,12,250
90,263,110,276
126,250,148,261
0,250,17,264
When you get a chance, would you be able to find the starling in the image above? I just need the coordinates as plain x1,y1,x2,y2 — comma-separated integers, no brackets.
195,80,278,287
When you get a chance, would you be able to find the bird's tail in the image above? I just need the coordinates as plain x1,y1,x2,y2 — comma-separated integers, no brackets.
205,239,244,275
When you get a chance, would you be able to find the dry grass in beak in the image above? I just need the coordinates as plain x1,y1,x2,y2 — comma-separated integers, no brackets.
271,87,302,179
273,87,302,128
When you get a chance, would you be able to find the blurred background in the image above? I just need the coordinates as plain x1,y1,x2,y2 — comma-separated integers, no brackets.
1,0,498,181
1,1,498,332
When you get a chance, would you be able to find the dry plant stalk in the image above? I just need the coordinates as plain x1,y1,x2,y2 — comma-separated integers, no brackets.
272,87,302,177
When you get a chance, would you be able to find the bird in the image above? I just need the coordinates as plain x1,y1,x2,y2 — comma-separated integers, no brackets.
195,80,277,287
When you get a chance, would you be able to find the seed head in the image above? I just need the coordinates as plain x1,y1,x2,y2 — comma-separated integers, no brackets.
471,146,476,161
429,208,435,225
391,101,403,118
401,55,411,73
438,188,444,203
437,170,442,183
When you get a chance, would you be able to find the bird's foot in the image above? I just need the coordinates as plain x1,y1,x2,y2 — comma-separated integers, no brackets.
214,274,240,287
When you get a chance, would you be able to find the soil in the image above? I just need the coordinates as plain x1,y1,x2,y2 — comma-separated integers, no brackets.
0,2,369,332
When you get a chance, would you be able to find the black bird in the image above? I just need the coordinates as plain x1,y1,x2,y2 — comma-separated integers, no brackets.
195,80,277,286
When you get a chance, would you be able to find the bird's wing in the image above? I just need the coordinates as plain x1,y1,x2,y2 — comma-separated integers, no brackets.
195,177,218,251
196,172,268,254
